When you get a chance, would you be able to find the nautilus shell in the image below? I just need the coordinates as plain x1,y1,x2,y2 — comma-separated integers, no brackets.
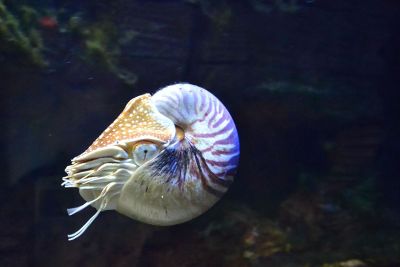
62,83,239,240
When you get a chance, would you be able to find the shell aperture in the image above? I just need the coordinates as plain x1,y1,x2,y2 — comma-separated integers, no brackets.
62,83,240,240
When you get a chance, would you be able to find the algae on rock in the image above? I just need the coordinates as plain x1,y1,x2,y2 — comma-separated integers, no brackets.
0,1,46,66
78,21,137,86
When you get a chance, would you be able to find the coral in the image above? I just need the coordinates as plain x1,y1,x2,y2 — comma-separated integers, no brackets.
0,1,137,84
83,24,116,64
76,21,137,86
0,1,46,66
19,5,39,27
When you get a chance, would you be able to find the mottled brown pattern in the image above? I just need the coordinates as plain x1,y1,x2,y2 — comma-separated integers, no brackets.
86,94,174,153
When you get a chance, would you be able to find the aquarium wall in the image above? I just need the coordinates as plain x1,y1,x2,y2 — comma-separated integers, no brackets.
1,0,399,266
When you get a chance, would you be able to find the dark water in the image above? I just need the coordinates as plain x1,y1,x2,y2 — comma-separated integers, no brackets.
1,0,399,266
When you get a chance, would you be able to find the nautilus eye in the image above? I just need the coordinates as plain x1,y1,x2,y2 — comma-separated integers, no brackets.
62,83,240,240
132,143,159,165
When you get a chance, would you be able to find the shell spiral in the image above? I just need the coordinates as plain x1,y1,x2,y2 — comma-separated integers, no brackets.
152,84,240,188
62,83,239,240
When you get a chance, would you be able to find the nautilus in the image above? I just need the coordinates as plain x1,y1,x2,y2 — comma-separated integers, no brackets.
62,83,240,240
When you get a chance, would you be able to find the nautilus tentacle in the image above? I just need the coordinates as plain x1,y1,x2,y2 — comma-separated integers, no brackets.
62,83,239,240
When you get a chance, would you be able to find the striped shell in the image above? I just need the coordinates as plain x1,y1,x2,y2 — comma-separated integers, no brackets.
62,83,240,240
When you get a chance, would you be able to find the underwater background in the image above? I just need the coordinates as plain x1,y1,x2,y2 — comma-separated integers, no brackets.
1,0,399,266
